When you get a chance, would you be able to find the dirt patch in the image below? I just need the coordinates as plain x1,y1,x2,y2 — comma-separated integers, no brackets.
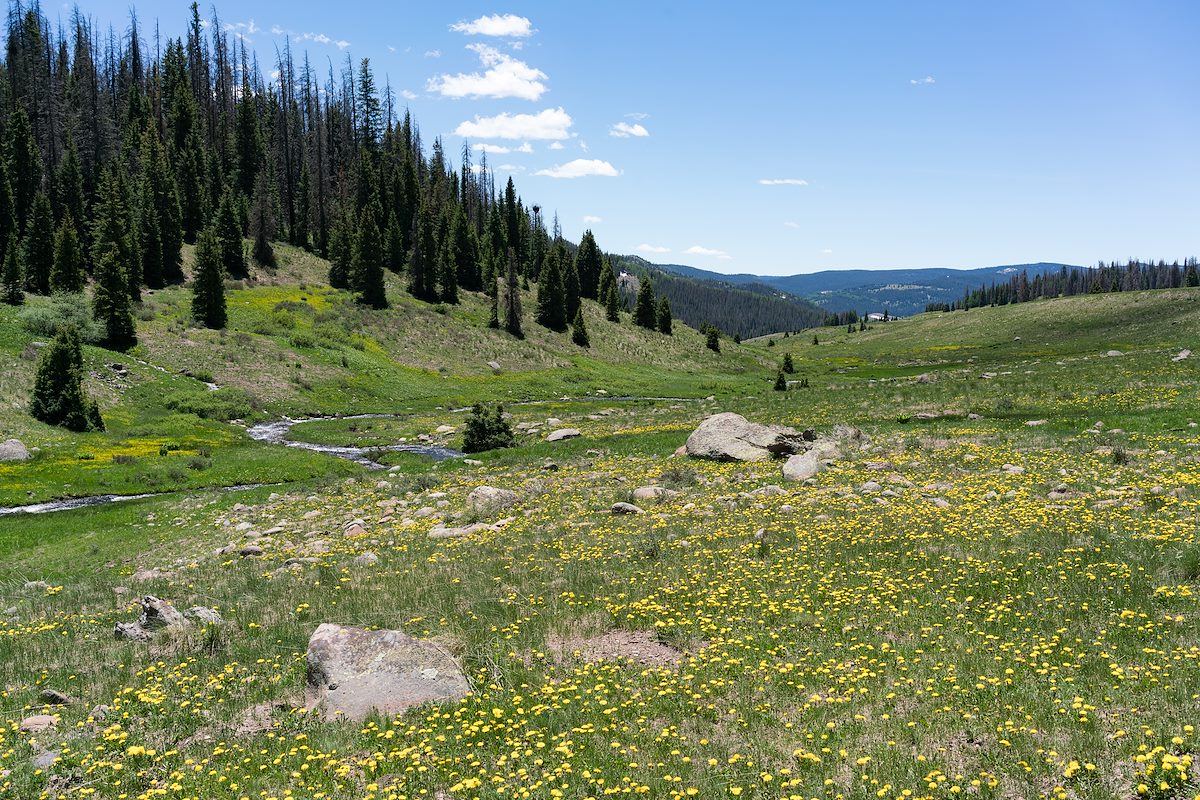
548,629,687,667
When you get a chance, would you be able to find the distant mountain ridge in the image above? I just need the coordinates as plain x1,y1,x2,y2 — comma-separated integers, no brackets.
638,261,1079,316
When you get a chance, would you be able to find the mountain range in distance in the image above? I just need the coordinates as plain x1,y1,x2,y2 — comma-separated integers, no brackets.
633,258,1079,317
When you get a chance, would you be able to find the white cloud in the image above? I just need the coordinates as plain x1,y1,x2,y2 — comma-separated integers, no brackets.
399,89,417,100
450,14,534,38
685,245,731,260
428,44,547,101
270,24,284,35
822,248,833,254
335,39,350,49
425,49,441,58
625,111,650,121
583,215,603,224
534,159,620,178
475,143,512,154
637,244,670,254
758,178,808,186
548,142,564,150
609,121,649,138
387,45,397,53
783,221,801,229
455,107,573,140
910,75,935,85
497,163,525,173
579,141,589,153
516,142,534,153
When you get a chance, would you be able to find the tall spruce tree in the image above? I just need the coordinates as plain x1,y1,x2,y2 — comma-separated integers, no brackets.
215,189,247,279
140,126,184,283
6,108,42,236
604,282,622,322
657,296,673,335
407,205,437,302
352,205,388,308
449,206,477,295
383,211,403,273
55,142,86,251
30,324,103,432
2,241,24,305
564,251,581,322
250,171,276,268
23,192,54,294
574,230,603,299
51,214,85,293
92,246,137,350
437,222,460,305
634,276,657,329
328,213,353,289
91,167,138,300
0,161,15,266
191,228,227,328
535,247,567,332
503,247,523,338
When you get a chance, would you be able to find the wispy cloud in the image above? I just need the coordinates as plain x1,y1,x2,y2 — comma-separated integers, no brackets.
548,142,564,150
270,24,284,35
399,89,417,100
454,108,573,140
534,159,620,179
625,111,650,121
783,221,801,229
685,245,731,260
496,164,526,174
758,178,808,186
609,121,649,138
910,75,935,85
476,143,512,154
637,244,670,254
424,49,441,58
583,215,603,224
296,31,349,49
428,43,547,101
822,248,834,254
450,14,534,38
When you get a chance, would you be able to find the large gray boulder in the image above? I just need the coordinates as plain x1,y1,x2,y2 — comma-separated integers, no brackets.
782,451,823,482
0,438,30,461
466,486,519,514
305,623,469,721
685,413,806,462
114,595,189,640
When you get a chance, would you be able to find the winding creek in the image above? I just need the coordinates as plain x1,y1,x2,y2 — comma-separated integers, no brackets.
0,396,706,516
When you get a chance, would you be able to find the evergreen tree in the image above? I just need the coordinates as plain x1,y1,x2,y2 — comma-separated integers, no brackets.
487,289,500,329
23,192,54,294
0,161,15,266
215,189,247,279
564,252,581,321
138,183,165,288
51,214,85,293
782,353,795,374
383,211,403,272
704,324,721,353
191,228,227,328
574,230,603,299
407,205,437,302
92,246,137,350
30,324,103,432
634,276,657,329
461,403,514,453
327,213,353,289
1,241,24,305
352,205,388,309
437,224,460,304
294,160,311,250
233,77,262,197
138,122,182,286
535,248,567,332
503,247,523,338
605,282,622,322
773,370,787,391
657,296,673,335
169,85,207,243
571,307,589,347
55,142,86,250
6,109,42,236
91,166,138,301
250,171,276,268
1186,266,1199,288
448,207,476,295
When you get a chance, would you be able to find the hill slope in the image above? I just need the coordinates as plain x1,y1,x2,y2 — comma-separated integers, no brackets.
644,260,1077,316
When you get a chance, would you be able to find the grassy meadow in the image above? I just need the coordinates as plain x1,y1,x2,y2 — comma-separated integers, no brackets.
1,256,1199,800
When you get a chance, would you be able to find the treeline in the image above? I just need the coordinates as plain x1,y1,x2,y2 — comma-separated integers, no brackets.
929,259,1200,312
612,257,827,340
0,1,656,355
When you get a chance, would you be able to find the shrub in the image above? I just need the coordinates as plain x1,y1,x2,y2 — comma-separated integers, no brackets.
19,295,105,342
163,387,256,420
462,403,515,453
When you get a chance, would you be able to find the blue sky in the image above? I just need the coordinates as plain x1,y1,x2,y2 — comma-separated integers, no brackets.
70,1,1200,275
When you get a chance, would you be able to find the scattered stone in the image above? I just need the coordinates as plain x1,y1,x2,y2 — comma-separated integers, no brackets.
239,545,264,557
782,451,822,482
463,458,483,466
486,361,502,371
545,418,562,426
343,519,368,537
1105,350,1124,357
305,623,470,722
38,689,72,706
435,425,455,434
1172,349,1191,362
859,481,883,494
1002,464,1026,475
131,568,173,582
928,497,951,509
114,595,188,641
428,522,495,539
1025,419,1048,427
32,750,60,769
632,486,678,502
20,715,57,733
685,412,806,462
467,486,519,514
611,502,644,514
546,428,581,442
915,373,933,384
352,552,380,567
747,485,786,497
967,413,981,420
0,438,31,461
184,607,224,625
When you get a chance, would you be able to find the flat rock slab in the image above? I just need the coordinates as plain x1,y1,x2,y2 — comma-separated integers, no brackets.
305,623,470,722
0,438,30,461
685,412,806,462
546,428,581,442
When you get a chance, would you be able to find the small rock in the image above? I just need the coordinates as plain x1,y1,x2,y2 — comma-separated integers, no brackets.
23,580,50,592
611,502,645,514
435,425,455,434
546,428,582,442
467,486,519,514
1172,349,1191,362
859,481,883,494
1105,350,1124,357
0,438,31,461
38,689,72,706
632,486,678,502
239,545,264,557
353,552,380,567
184,607,224,625
343,519,368,537
20,715,57,733
32,750,60,770
1025,419,1048,427
486,360,502,371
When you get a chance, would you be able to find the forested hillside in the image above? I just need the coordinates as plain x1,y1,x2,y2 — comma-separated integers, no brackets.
0,1,669,357
612,255,826,339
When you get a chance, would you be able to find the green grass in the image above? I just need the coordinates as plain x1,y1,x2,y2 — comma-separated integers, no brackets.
2,264,1200,800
